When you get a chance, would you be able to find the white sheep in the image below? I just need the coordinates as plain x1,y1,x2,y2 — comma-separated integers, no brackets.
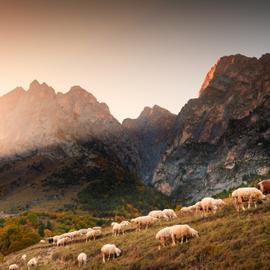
148,210,168,220
120,221,130,226
77,252,87,267
40,239,46,244
86,229,102,241
9,264,19,270
162,209,177,219
232,187,266,211
170,224,199,246
27,257,40,270
200,197,218,216
101,244,121,263
57,237,70,247
131,216,158,231
180,206,195,215
112,223,124,236
155,227,172,250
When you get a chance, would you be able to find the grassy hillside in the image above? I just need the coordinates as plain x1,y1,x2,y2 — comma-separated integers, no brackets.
1,199,270,270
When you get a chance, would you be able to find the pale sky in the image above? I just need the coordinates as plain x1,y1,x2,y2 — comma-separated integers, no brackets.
0,0,269,121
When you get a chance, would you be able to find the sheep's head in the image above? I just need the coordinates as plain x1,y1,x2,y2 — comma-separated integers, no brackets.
116,248,121,257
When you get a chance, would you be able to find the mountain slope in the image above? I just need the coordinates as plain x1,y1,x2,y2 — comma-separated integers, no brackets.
2,201,270,270
152,54,270,203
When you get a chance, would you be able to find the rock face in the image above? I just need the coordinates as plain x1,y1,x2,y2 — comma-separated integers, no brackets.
123,105,177,183
152,54,270,204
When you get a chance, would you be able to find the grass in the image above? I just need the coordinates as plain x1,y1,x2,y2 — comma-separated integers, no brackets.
1,199,270,270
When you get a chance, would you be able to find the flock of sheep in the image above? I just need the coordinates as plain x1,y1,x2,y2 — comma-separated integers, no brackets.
7,179,270,269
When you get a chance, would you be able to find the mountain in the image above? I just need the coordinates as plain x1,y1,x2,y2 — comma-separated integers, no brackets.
123,105,177,183
1,53,270,211
152,54,270,203
0,81,170,215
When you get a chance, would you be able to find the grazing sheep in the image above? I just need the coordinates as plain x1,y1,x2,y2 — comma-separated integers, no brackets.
40,239,46,244
148,210,168,220
78,228,88,235
101,244,121,263
77,252,87,267
180,206,195,216
214,199,226,208
131,216,158,231
200,197,218,216
162,209,177,219
155,227,172,250
27,257,40,270
9,264,19,270
112,223,124,236
170,224,199,246
257,179,270,195
21,254,27,261
232,187,266,211
86,229,102,241
120,221,130,226
57,237,70,247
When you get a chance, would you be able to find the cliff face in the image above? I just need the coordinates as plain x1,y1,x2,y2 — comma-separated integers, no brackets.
123,105,176,183
152,54,270,203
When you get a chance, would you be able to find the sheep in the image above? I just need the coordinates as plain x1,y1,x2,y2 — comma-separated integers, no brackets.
40,239,46,244
77,252,87,267
27,257,40,270
257,179,270,195
21,254,27,261
200,197,218,216
155,227,172,250
170,224,199,246
57,237,70,247
214,198,226,208
131,216,158,231
9,264,19,270
78,228,88,235
86,229,102,241
120,221,130,226
180,206,195,215
148,210,168,220
101,244,121,263
162,209,177,219
112,221,130,236
232,187,266,211
112,223,124,236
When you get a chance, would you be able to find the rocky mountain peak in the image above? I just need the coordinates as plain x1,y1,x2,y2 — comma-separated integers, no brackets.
199,54,261,97
28,79,55,98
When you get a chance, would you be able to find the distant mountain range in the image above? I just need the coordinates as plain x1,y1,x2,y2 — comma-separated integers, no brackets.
1,53,270,213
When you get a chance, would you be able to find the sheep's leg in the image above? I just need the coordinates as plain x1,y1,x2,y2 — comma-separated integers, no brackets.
248,196,252,209
181,237,184,244
171,234,176,246
102,253,106,263
239,197,245,210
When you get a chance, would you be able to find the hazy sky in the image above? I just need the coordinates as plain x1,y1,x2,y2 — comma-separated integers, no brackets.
0,0,270,121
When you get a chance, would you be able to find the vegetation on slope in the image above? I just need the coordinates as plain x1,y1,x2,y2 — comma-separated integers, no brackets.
2,200,270,270
0,211,106,257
